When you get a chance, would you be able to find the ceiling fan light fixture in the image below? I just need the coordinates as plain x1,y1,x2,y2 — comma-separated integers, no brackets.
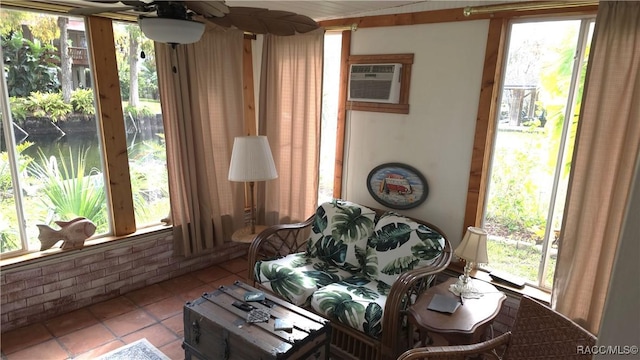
139,17,205,45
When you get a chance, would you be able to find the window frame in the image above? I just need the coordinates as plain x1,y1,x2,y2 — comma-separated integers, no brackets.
464,15,597,289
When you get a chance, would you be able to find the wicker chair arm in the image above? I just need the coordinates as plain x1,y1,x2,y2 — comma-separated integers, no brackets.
381,241,453,359
396,332,511,360
247,217,314,284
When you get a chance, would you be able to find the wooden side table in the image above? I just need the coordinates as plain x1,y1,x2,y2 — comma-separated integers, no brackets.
231,225,268,243
408,277,506,345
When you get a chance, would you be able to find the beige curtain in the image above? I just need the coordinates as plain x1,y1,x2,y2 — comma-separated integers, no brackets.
257,30,324,224
156,25,246,256
552,1,640,334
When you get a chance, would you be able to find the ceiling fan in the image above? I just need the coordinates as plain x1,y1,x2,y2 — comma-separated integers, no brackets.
69,1,320,44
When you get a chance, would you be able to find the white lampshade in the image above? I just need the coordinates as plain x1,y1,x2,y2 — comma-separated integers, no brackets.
228,136,278,182
138,17,205,45
454,226,489,264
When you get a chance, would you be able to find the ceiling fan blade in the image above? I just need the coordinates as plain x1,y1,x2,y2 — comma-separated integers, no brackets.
260,10,320,34
184,1,229,18
206,7,319,36
69,6,136,16
121,1,149,6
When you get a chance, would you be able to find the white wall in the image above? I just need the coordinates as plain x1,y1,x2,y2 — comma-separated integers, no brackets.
342,20,489,244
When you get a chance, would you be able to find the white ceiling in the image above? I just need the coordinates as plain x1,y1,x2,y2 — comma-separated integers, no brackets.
226,1,421,21
34,1,517,22
225,1,520,21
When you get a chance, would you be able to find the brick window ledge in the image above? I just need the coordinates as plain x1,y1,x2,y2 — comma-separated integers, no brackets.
0,225,172,270
0,225,248,333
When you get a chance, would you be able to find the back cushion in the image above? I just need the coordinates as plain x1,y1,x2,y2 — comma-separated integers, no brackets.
306,200,376,272
365,212,445,286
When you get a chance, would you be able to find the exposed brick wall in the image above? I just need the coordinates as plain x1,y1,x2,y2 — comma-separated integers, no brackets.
0,231,247,333
493,293,520,336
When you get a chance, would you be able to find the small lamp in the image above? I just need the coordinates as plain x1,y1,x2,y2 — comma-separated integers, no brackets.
450,226,489,297
228,136,278,241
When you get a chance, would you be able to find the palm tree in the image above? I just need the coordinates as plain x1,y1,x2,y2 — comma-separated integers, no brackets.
127,25,142,107
57,16,72,102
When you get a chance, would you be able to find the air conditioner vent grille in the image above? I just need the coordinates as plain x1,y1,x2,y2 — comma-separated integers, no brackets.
348,63,402,103
351,65,397,73
350,80,393,100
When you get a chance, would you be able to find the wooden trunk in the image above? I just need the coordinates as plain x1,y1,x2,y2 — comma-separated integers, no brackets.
183,281,330,360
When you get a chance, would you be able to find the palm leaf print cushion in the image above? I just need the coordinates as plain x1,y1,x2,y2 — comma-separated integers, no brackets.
254,253,354,306
366,212,445,286
306,200,376,272
310,275,386,338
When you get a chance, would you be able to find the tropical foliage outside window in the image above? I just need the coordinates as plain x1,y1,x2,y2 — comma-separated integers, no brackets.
0,7,169,257
482,18,595,288
112,20,169,228
1,9,108,255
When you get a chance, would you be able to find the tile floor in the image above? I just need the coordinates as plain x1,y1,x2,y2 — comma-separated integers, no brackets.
0,257,250,360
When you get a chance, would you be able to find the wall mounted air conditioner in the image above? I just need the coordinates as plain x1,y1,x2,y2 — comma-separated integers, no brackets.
348,63,402,104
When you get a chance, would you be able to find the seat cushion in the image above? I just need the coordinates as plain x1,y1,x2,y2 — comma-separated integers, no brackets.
310,275,388,339
305,200,376,272
365,212,445,286
254,252,354,306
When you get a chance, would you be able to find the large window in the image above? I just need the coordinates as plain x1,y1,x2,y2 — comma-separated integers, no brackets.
112,20,169,227
0,7,168,258
1,9,108,256
482,17,595,289
318,32,342,204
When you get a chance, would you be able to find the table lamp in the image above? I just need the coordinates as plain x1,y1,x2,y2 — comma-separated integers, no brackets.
228,136,278,241
450,226,489,298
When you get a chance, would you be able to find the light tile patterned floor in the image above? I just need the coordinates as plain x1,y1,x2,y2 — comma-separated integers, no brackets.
0,257,249,360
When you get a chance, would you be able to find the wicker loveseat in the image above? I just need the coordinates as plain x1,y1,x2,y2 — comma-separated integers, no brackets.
396,295,597,360
248,200,452,360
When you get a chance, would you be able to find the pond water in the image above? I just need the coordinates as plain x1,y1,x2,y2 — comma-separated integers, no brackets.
8,115,165,177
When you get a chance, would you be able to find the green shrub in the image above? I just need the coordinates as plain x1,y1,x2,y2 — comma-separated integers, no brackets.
0,213,20,253
127,139,169,222
8,96,28,123
1,32,60,97
124,104,153,118
486,133,547,241
70,89,96,116
0,142,34,196
24,92,72,122
0,143,35,252
28,148,107,231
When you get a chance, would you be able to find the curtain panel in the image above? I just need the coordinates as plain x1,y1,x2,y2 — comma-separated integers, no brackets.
156,25,246,256
257,29,324,224
552,1,640,334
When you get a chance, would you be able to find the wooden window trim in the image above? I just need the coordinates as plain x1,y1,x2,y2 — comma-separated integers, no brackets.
332,30,351,199
87,16,136,236
462,18,507,231
346,54,414,114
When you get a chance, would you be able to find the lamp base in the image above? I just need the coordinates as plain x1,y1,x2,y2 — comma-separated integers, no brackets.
231,225,268,243
449,275,484,299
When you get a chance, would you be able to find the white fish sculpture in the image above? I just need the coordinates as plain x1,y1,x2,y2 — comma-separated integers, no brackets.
37,217,97,251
